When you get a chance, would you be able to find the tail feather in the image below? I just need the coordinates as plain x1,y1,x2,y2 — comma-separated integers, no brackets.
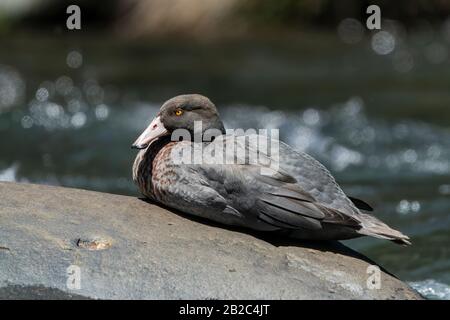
357,213,411,246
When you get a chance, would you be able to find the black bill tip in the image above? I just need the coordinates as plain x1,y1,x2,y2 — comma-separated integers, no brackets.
131,144,147,150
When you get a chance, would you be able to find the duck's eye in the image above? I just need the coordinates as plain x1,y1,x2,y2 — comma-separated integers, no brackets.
175,109,183,116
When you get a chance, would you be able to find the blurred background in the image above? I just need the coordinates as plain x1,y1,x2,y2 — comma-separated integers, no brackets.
0,0,449,299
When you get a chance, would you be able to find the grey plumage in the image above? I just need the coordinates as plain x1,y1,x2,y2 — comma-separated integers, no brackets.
132,94,411,245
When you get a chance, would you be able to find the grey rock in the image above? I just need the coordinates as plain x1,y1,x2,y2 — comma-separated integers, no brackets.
0,182,422,299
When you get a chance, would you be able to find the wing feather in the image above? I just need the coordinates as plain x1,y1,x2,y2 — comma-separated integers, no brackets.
202,134,365,232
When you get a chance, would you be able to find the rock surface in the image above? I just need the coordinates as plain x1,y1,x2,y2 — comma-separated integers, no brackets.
0,182,421,299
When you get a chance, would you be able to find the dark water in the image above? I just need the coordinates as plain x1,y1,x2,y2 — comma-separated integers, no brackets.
0,32,449,299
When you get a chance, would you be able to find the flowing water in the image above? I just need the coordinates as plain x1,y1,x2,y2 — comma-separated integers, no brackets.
0,32,449,299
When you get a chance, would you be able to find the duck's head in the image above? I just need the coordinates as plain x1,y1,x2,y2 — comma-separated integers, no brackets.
132,94,225,149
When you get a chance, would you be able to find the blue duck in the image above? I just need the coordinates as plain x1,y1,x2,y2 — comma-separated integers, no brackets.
132,94,410,245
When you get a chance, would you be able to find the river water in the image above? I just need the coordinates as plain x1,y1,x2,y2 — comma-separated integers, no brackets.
0,32,449,299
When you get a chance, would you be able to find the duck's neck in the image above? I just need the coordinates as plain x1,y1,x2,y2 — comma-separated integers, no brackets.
132,135,172,197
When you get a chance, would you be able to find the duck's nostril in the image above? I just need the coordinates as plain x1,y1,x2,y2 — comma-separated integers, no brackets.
152,124,158,129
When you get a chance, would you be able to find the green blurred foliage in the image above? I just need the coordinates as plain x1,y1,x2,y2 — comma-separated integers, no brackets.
237,0,450,28
0,15,11,35
1,0,450,35
237,0,328,26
